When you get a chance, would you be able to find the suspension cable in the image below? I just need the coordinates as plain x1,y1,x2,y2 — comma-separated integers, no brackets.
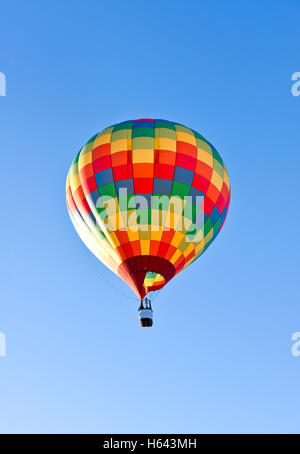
83,247,140,302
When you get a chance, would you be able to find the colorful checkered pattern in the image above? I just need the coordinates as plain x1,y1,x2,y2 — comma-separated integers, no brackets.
66,119,230,299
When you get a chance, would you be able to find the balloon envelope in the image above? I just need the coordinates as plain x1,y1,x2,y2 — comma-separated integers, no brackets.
66,119,230,299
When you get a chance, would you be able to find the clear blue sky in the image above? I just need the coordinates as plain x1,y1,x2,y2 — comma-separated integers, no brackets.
1,0,300,434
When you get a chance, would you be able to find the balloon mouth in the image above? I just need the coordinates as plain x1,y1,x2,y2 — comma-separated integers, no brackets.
144,272,166,293
118,255,176,300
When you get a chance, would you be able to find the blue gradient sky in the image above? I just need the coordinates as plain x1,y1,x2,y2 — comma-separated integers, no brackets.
1,0,300,434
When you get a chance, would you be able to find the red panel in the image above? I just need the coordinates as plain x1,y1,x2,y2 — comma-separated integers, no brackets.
206,182,219,203
185,250,195,263
164,244,177,261
116,245,128,262
130,240,141,255
93,155,111,173
201,196,214,216
226,190,231,209
175,153,196,171
121,242,134,258
66,187,77,213
157,241,170,258
133,163,154,178
111,150,128,167
216,192,226,214
81,175,97,194
192,173,210,193
195,160,213,180
134,178,153,193
93,143,110,160
149,240,161,256
77,195,91,215
115,230,130,245
177,141,197,158
79,162,94,180
157,149,176,165
221,181,229,202
161,229,176,245
174,256,186,272
112,164,133,181
154,163,175,180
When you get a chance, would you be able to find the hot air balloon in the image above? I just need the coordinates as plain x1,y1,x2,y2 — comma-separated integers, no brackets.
66,119,230,326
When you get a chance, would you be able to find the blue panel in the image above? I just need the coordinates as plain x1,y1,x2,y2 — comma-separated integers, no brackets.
94,168,113,187
133,120,154,128
209,205,221,226
115,178,134,195
220,206,227,224
86,189,101,206
174,166,194,186
153,178,173,195
189,186,205,205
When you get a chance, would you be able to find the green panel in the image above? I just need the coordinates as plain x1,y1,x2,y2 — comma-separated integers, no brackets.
183,200,198,221
111,127,132,141
132,136,154,149
154,127,177,140
99,182,116,198
204,218,213,236
212,148,223,165
132,127,154,138
85,133,99,145
174,123,193,134
139,230,151,241
213,159,224,177
213,217,222,232
195,138,212,154
154,120,176,130
171,181,191,198
72,152,80,165
80,142,93,156
193,130,210,144
97,126,114,137
118,194,136,211
112,121,133,132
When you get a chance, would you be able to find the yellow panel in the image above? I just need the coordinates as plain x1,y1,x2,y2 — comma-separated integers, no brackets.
127,227,140,242
150,228,163,241
111,138,132,154
224,169,230,189
151,209,167,229
154,137,176,151
93,133,111,147
170,231,185,247
70,173,81,191
140,240,150,255
132,149,154,163
107,231,120,247
127,210,139,231
195,237,206,255
210,170,223,191
197,149,213,167
204,229,213,244
176,131,197,145
165,211,182,230
107,212,125,231
169,249,182,264
182,243,194,258
78,150,92,170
